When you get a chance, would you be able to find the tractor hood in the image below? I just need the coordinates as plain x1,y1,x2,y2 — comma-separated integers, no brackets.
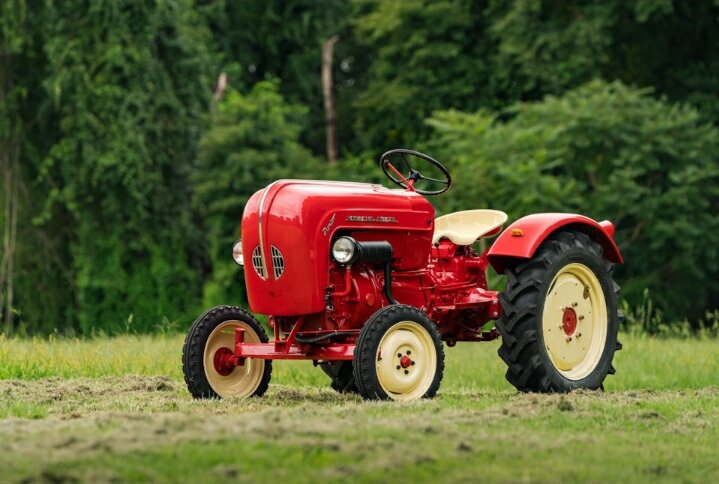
241,180,434,315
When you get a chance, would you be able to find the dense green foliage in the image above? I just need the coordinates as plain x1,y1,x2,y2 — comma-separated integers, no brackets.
194,80,319,306
2,0,718,333
428,81,719,320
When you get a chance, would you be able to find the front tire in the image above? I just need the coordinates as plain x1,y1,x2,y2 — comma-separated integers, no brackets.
354,305,444,401
182,306,272,399
496,231,622,392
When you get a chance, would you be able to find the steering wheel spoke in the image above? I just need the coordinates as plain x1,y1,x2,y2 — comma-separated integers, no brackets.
418,174,449,185
379,149,451,196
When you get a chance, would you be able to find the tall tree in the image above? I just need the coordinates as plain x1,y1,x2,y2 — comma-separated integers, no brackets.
193,79,319,307
198,0,356,154
0,0,66,334
352,0,493,151
35,0,213,333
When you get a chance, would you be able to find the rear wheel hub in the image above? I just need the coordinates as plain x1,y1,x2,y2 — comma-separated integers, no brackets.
562,307,577,335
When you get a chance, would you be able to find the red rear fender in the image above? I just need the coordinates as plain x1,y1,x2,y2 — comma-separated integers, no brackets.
486,213,623,274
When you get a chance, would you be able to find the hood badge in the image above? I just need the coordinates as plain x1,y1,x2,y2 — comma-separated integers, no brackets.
322,213,336,236
346,215,398,223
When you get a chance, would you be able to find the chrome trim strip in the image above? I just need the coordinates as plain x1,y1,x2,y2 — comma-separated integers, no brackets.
257,180,283,280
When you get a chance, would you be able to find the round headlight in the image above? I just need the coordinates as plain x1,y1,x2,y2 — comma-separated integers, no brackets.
232,240,244,266
332,236,357,264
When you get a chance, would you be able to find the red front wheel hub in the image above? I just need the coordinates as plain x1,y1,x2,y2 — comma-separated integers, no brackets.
213,347,236,376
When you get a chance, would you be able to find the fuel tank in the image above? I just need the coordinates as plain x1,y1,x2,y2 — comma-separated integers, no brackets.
241,180,434,316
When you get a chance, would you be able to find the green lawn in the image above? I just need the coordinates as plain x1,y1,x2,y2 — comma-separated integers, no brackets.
0,334,717,482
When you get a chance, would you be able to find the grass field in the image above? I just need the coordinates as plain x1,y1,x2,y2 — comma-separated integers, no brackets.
0,334,717,482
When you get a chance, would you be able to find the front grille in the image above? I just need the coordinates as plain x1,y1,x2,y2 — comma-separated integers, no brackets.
271,245,285,279
251,246,266,279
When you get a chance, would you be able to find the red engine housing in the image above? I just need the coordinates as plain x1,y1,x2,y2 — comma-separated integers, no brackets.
241,180,434,316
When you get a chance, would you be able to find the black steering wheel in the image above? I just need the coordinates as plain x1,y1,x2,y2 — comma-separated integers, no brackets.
380,149,452,196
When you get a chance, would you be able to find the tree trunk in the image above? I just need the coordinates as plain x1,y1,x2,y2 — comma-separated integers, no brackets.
322,35,339,164
0,47,19,333
213,71,228,102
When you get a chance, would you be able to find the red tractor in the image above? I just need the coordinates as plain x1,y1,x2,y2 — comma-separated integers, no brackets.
183,150,623,401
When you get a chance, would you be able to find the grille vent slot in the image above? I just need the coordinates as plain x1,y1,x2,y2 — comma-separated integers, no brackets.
271,246,285,279
251,246,266,279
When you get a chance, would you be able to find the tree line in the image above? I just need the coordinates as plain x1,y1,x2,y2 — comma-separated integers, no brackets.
1,0,718,334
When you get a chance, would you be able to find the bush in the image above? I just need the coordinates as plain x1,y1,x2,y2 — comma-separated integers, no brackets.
621,290,719,338
427,80,719,322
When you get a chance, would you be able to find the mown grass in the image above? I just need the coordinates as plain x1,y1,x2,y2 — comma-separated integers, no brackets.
0,334,717,483
1,333,717,390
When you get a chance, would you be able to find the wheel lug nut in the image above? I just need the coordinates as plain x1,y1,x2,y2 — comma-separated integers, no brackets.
572,302,578,307
576,333,582,338
397,353,402,358
406,350,411,355
404,370,409,375
579,315,584,321
396,365,401,370
565,336,572,342
411,361,415,366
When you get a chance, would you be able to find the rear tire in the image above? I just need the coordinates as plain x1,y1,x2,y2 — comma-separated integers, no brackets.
496,231,622,392
182,306,272,399
354,305,444,401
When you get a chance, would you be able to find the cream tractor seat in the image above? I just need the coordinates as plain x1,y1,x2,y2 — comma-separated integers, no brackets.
432,209,509,246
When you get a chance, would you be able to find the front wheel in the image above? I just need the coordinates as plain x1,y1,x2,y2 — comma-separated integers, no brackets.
496,231,622,392
182,306,272,399
354,305,444,401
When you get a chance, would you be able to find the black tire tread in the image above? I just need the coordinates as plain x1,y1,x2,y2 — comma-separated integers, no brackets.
496,230,622,393
353,304,445,400
182,305,272,399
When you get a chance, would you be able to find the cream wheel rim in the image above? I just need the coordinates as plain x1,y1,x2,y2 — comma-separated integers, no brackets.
541,263,607,380
203,320,265,398
376,321,437,401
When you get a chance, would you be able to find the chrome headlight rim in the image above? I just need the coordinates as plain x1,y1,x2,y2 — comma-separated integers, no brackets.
332,236,358,265
232,240,244,266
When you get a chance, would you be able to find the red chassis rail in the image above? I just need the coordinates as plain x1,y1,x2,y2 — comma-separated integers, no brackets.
214,317,356,375
216,309,500,374
234,338,355,361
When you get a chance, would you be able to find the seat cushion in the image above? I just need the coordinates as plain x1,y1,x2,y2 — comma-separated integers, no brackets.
432,209,508,245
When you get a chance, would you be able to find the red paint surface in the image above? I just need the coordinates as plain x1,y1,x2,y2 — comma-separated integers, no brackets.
242,180,434,316
486,213,623,272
